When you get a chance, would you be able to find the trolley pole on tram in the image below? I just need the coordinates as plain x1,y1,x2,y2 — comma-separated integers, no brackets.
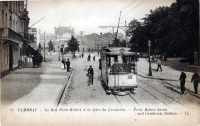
148,40,152,76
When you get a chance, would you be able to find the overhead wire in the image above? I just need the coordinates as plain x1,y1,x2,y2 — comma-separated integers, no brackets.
107,0,137,25
121,0,146,19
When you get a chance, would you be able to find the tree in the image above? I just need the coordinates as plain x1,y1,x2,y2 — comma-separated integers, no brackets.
128,0,198,64
119,39,126,47
48,40,54,56
68,36,79,58
48,40,54,52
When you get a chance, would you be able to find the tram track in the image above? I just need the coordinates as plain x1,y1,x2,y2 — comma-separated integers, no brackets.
138,78,187,108
128,93,140,106
137,68,200,106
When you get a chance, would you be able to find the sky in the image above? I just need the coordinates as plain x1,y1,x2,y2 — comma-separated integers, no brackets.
27,0,176,35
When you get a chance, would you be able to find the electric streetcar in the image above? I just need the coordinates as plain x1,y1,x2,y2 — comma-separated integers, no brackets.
100,47,138,95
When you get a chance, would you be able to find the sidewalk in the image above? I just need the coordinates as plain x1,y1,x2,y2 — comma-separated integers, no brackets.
1,52,72,108
137,58,200,96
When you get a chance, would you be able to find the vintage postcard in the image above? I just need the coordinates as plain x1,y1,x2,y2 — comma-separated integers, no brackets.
0,0,199,126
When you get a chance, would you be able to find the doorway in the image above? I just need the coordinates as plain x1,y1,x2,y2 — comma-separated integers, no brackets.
9,45,13,71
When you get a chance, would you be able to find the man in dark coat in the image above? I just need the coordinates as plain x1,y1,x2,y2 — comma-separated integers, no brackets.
66,59,70,72
179,69,186,95
88,54,91,61
93,56,95,61
191,70,199,94
87,65,94,84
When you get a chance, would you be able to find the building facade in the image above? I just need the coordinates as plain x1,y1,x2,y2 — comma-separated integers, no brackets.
75,34,88,53
86,33,98,51
39,33,56,49
54,26,74,49
0,1,32,77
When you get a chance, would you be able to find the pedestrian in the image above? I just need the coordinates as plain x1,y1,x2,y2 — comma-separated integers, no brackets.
62,59,66,69
156,57,162,72
66,58,70,72
82,53,84,58
88,54,91,61
87,65,94,84
93,56,95,61
191,70,199,94
179,69,186,95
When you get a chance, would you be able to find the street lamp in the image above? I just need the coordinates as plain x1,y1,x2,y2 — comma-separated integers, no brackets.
148,40,152,76
61,44,64,60
58,46,60,61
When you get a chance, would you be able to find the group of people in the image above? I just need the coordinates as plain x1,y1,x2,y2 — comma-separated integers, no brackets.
87,54,95,62
179,69,199,95
61,59,71,72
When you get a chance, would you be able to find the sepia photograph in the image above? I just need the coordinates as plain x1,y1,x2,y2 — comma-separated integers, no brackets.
0,0,199,125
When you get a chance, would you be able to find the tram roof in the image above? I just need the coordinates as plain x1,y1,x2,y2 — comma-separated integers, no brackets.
103,47,131,52
102,47,137,55
102,52,136,56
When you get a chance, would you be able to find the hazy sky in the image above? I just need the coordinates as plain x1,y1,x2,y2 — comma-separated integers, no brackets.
27,0,176,35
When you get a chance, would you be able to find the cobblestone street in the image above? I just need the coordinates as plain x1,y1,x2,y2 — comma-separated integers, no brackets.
1,52,200,126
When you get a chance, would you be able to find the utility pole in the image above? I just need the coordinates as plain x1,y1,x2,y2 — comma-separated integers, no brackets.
125,20,128,47
44,31,45,62
115,11,121,47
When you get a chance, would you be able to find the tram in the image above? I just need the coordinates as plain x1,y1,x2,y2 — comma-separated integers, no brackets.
100,47,138,95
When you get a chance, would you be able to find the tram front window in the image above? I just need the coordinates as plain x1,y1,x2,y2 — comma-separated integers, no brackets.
109,63,133,74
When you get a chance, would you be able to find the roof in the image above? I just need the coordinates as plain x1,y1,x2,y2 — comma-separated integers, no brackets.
75,34,88,42
55,27,73,35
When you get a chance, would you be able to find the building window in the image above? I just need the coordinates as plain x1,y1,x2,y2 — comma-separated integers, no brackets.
3,45,8,66
9,16,12,29
13,19,15,30
16,21,17,32
2,10,4,28
9,2,12,12
5,13,7,28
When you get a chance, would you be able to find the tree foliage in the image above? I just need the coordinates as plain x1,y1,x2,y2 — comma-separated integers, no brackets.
68,36,79,58
48,40,54,52
128,0,198,64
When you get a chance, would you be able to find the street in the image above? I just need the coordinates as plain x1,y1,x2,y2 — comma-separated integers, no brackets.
1,52,200,126
59,52,200,110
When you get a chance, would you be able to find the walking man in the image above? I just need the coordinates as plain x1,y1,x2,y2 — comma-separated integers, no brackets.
82,53,84,58
191,70,199,94
87,65,94,84
179,69,186,95
93,56,95,61
156,57,162,72
66,58,70,72
88,54,91,61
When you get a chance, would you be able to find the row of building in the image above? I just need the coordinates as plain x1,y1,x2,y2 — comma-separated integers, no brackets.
0,1,38,77
38,26,125,53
